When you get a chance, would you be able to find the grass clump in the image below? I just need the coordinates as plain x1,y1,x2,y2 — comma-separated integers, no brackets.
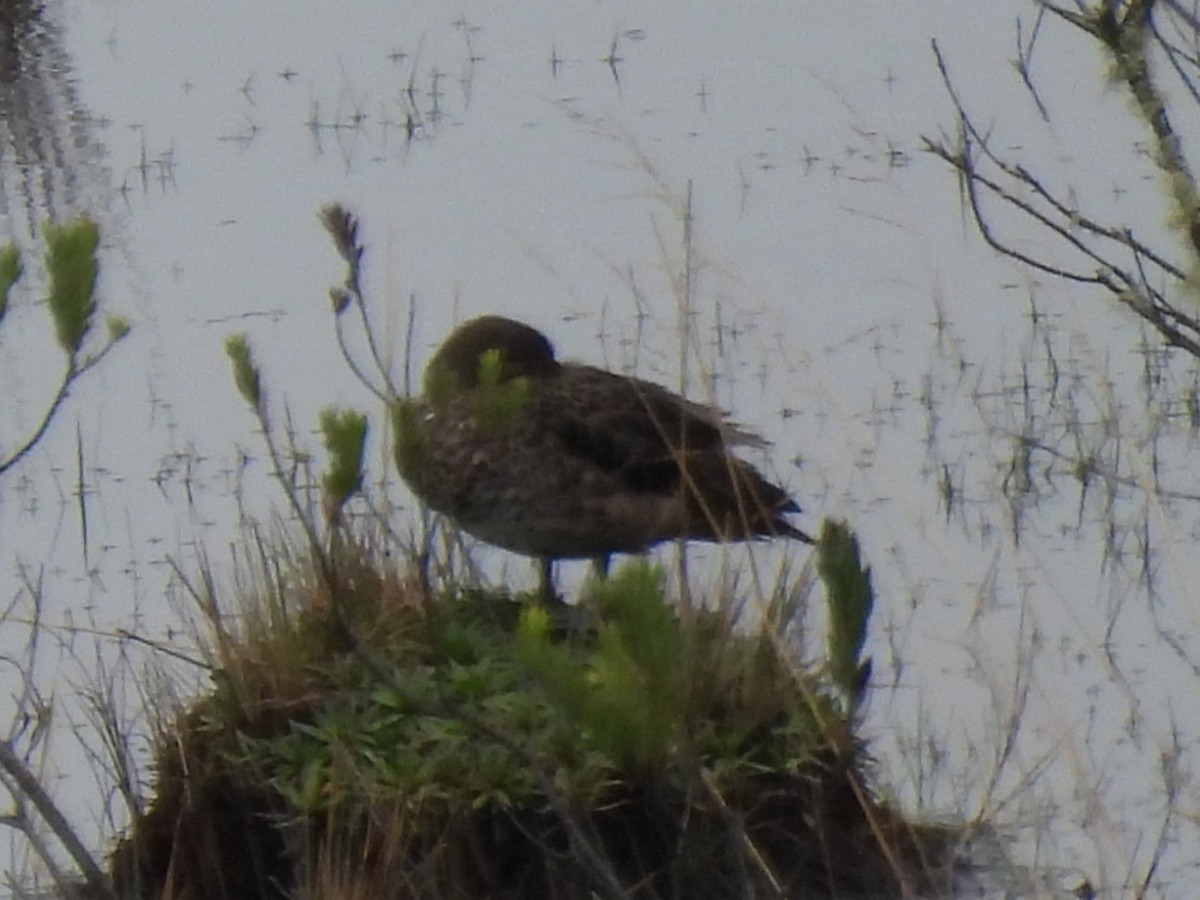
108,531,959,900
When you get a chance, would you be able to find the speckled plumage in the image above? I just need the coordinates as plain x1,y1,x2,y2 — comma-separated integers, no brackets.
395,315,813,590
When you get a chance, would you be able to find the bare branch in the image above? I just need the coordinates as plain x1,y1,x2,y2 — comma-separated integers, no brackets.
925,35,1200,358
1014,8,1052,121
0,740,116,900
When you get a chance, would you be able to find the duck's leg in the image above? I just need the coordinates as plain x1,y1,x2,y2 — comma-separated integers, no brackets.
538,557,563,605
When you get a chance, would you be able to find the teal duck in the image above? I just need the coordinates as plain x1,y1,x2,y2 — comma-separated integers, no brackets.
393,315,814,599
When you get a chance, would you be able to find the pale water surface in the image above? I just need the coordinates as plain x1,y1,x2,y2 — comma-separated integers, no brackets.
0,2,1197,896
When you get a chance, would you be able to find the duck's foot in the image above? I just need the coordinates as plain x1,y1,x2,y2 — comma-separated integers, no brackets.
537,558,565,606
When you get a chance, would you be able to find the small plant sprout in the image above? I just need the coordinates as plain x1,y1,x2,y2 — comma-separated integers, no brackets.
389,397,425,485
817,520,875,715
516,563,685,769
225,333,265,418
105,315,131,343
319,407,368,523
0,242,21,322
0,218,128,476
45,217,100,359
471,348,532,428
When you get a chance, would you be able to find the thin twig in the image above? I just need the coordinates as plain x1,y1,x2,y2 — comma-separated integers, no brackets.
926,38,1200,356
0,740,117,900
0,367,74,476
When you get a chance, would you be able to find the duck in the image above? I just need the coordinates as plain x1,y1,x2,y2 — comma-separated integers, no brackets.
392,314,814,601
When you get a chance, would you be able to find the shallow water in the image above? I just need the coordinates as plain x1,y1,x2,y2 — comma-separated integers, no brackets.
0,2,1197,896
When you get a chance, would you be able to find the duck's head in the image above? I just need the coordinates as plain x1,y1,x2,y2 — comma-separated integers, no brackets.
425,315,561,399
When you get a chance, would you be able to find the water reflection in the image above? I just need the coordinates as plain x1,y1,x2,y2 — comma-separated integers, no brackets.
0,0,105,240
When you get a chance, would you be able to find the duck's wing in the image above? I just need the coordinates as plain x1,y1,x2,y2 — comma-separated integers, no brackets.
623,376,769,448
540,365,810,541
545,365,762,495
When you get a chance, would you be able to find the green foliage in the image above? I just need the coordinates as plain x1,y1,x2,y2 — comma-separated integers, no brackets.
516,564,729,768
514,607,589,718
423,346,531,428
421,353,458,407
390,398,425,484
472,348,532,427
517,561,816,770
44,217,100,356
0,243,20,323
234,601,613,819
588,561,680,684
476,349,505,384
817,520,875,714
319,407,368,514
215,561,842,829
0,221,128,476
225,333,263,413
105,314,131,343
585,563,684,765
516,565,681,768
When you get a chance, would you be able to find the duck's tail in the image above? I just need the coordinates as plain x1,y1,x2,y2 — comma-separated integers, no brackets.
681,454,815,546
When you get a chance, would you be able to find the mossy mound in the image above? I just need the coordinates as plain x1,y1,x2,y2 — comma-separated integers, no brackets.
109,548,959,899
